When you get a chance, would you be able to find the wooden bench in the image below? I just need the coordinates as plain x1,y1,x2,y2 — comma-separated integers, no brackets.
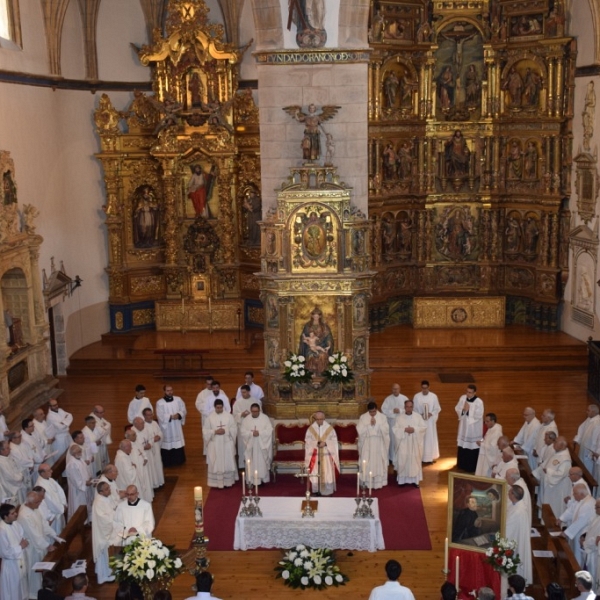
271,423,309,481
516,453,541,526
38,505,88,573
334,423,359,473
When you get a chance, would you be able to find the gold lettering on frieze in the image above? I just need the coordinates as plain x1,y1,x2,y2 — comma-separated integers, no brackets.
132,309,155,326
130,276,163,295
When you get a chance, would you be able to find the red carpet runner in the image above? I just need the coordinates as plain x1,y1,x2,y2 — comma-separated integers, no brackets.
204,474,431,551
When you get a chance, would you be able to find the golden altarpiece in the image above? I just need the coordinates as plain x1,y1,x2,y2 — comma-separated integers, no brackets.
367,0,575,331
259,165,373,419
94,0,260,333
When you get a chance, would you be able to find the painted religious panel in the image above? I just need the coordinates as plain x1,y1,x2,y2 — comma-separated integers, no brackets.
434,205,479,262
381,60,418,119
183,162,219,219
290,204,338,273
434,21,484,120
501,60,545,113
448,472,507,553
240,183,262,247
295,301,335,376
379,1,423,44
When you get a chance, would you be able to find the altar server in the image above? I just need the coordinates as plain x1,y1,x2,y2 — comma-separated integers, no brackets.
113,485,155,545
357,402,390,490
0,503,28,600
241,403,273,485
235,372,264,403
305,412,339,496
128,384,152,424
412,380,441,463
92,482,116,584
393,400,427,486
204,399,238,488
156,384,187,466
455,384,484,473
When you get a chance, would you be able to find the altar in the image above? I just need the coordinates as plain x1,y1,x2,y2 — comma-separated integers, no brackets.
233,496,385,552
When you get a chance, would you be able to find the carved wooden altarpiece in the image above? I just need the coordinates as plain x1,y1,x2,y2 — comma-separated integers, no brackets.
259,165,374,419
94,0,260,332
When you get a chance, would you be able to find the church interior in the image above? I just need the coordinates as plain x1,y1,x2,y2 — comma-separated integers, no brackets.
1,0,600,597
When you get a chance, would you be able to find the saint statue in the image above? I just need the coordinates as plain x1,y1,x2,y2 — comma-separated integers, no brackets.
133,185,160,248
287,0,327,48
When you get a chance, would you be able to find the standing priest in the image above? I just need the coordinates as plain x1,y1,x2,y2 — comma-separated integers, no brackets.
113,485,155,545
455,384,484,472
203,399,238,488
156,384,187,466
0,503,28,600
240,403,273,485
357,402,389,490
92,482,115,584
305,412,339,496
393,400,427,486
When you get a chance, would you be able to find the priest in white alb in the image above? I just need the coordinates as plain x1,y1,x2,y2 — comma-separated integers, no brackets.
233,385,255,468
381,383,408,462
0,440,25,503
412,380,441,463
156,384,187,467
125,427,153,502
128,385,153,424
305,412,339,496
542,436,572,518
574,404,600,474
506,485,532,584
32,408,56,465
203,399,238,488
492,447,519,480
240,403,273,485
475,413,503,477
581,497,600,586
65,445,92,520
98,464,125,509
92,482,116,584
0,503,28,600
393,400,427,486
357,401,389,490
34,463,67,534
45,399,73,457
558,468,591,528
532,409,559,466
8,431,35,490
562,483,596,565
113,485,155,545
511,407,541,471
90,405,112,470
506,468,532,527
82,415,102,476
132,417,159,490
142,408,164,488
21,419,45,469
114,440,142,493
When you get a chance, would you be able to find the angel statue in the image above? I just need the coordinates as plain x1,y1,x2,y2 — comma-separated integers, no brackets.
282,103,341,163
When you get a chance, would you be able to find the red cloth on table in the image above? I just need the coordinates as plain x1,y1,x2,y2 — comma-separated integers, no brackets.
448,548,500,599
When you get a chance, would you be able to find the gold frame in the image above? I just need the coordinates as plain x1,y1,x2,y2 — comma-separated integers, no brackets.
447,472,507,553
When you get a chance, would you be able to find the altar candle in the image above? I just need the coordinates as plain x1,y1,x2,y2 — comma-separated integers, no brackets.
455,556,459,593
444,537,448,572
369,471,373,496
181,295,184,313
356,472,360,496
242,471,246,496
254,469,258,494
194,486,202,501
362,459,366,479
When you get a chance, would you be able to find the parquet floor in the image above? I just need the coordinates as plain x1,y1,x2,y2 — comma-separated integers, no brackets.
54,325,590,599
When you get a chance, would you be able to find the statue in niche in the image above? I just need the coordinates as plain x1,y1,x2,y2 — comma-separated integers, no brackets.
2,171,17,205
283,104,340,163
435,206,475,260
583,81,596,152
507,141,523,179
354,337,366,370
383,71,399,108
578,267,594,311
382,218,396,259
133,185,160,248
324,133,335,166
188,72,204,108
399,73,416,108
187,164,216,218
445,130,470,178
383,143,398,181
505,216,521,253
287,0,327,49
298,307,333,375
523,68,543,107
397,214,413,254
416,19,432,43
523,142,539,180
354,295,366,326
437,66,455,111
397,142,413,179
370,10,385,43
242,185,262,246
266,231,276,255
465,65,481,108
546,6,565,37
523,217,540,254
502,67,524,108
266,295,279,328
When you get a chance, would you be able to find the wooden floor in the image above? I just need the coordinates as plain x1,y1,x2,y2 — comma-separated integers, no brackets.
55,325,589,599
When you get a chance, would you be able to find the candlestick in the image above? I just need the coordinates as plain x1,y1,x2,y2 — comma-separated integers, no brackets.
242,471,245,496
444,537,448,572
356,472,360,496
369,471,373,496
254,469,258,494
455,556,459,594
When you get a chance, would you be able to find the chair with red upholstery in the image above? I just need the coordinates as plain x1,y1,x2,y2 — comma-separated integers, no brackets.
334,422,359,473
271,423,310,481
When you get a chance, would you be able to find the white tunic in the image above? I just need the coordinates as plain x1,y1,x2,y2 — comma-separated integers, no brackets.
33,419,56,464
65,457,90,520
235,382,264,402
203,411,238,488
455,396,484,449
82,425,101,475
156,396,187,450
0,454,24,503
565,494,597,565
582,514,600,584
127,396,152,424
506,499,533,583
97,475,121,510
492,457,519,481
144,420,165,487
512,417,541,471
305,421,339,496
113,499,155,544
90,413,112,470
357,411,390,489
412,390,441,462
34,475,67,534
21,432,44,466
560,479,592,526
533,421,559,464
393,412,427,484
0,519,28,600
542,448,572,518
475,423,503,477
46,408,73,456
240,413,273,484
381,393,408,461
92,493,115,582
233,396,255,468
114,449,142,492
9,442,34,488
131,437,154,502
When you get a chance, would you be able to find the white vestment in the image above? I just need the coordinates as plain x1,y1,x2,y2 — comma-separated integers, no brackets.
90,413,112,470
45,408,73,457
97,474,121,510
0,454,24,503
114,449,142,492
475,423,503,477
506,499,533,584
17,505,57,598
512,417,541,471
412,390,441,462
34,475,67,534
113,499,155,545
0,519,28,600
241,413,273,484
533,421,559,465
127,396,152,424
305,421,339,496
233,397,255,468
131,437,154,502
203,411,238,488
514,476,533,527
9,442,34,489
455,396,484,449
381,393,408,461
582,514,600,585
393,412,427,484
82,425,101,475
195,388,215,455
236,382,264,402
33,419,56,465
144,419,164,487
560,479,592,526
565,494,597,565
92,493,115,583
156,396,187,449
542,448,572,518
492,457,519,480
0,414,7,438
21,432,44,466
357,411,390,489
65,456,90,520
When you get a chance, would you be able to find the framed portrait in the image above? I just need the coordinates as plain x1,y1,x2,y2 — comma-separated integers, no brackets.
448,472,507,553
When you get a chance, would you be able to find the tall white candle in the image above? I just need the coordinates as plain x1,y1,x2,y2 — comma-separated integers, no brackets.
242,471,245,496
444,537,448,572
254,469,258,494
362,459,366,480
455,556,459,593
369,471,373,496
356,472,360,496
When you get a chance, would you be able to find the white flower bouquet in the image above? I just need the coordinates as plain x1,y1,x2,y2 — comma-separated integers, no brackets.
484,533,521,576
109,536,184,586
283,353,312,383
275,545,349,590
322,352,353,383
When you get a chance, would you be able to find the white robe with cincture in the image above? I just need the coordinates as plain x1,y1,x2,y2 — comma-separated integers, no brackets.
46,408,73,457
241,413,273,484
113,499,155,545
393,412,427,485
475,423,503,478
412,390,441,463
65,456,90,520
357,411,389,489
204,411,238,488
305,421,339,496
92,493,115,583
34,475,67,535
0,519,28,600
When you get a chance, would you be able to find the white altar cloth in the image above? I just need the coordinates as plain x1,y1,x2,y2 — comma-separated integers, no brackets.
233,496,385,552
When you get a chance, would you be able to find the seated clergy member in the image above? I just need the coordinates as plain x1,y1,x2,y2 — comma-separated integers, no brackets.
203,399,238,488
357,402,390,490
305,412,339,496
240,403,273,485
113,485,155,545
393,400,426,487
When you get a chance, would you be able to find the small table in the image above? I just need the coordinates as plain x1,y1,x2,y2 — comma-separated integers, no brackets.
234,496,385,552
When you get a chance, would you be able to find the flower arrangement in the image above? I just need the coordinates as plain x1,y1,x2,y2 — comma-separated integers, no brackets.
322,352,353,383
275,545,349,590
484,533,521,576
109,536,184,586
283,353,312,383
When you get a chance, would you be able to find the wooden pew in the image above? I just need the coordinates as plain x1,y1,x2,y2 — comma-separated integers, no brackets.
516,454,541,526
569,442,598,496
38,505,88,573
